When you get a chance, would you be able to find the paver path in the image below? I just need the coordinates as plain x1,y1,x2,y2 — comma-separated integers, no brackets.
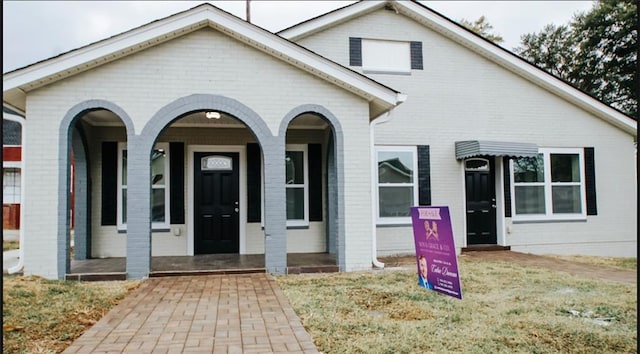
63,274,318,354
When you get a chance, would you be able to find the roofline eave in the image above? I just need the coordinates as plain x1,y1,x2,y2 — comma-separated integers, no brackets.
3,2,401,116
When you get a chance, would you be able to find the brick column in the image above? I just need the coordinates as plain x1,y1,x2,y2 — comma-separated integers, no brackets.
126,137,152,279
72,127,90,260
262,139,287,274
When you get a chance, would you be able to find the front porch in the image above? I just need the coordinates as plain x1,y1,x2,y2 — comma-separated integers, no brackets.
66,253,338,281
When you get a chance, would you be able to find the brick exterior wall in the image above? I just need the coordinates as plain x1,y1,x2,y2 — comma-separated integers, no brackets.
295,8,637,258
23,28,370,279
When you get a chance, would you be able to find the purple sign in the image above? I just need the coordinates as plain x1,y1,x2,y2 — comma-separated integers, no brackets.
411,206,463,299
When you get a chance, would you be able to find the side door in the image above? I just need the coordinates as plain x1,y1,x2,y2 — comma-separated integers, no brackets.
465,158,497,245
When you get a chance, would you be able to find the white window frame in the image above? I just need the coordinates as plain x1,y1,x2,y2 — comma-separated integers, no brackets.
285,144,309,227
375,145,419,225
362,39,411,74
117,142,171,231
510,147,586,222
2,168,21,204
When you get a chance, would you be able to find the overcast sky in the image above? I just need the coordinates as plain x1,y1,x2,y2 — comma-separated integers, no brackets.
3,1,594,73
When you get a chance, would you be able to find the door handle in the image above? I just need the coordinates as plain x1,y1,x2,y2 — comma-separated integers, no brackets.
203,215,213,218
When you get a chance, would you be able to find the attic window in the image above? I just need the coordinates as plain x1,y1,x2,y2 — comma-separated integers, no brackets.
350,37,423,74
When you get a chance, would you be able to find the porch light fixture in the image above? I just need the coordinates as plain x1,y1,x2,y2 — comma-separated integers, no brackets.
205,111,221,119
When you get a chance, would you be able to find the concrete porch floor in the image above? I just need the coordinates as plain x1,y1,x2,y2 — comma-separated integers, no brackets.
67,253,338,281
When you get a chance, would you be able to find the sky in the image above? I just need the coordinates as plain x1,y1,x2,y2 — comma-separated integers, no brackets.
3,1,595,73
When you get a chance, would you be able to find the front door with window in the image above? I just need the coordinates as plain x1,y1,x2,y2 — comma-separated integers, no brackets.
194,152,239,254
465,158,497,245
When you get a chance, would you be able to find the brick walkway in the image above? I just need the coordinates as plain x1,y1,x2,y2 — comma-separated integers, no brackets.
63,274,319,353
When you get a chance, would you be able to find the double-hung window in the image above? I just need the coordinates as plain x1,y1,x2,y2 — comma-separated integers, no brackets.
376,146,418,224
285,145,309,227
511,148,586,221
117,142,170,230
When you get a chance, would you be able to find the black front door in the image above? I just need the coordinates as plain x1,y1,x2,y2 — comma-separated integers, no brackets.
194,152,239,254
465,157,497,245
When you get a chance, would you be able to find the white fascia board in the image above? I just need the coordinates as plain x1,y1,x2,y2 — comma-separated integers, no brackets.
3,111,26,122
397,1,636,136
279,1,381,41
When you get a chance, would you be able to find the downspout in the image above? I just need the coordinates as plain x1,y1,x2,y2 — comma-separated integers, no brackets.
7,113,26,274
370,94,407,269
370,112,393,269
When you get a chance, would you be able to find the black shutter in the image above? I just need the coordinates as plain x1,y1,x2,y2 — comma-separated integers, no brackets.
308,144,323,221
169,142,185,224
503,157,512,217
410,41,423,70
584,147,597,215
247,143,261,222
417,145,431,205
349,37,362,66
101,141,117,225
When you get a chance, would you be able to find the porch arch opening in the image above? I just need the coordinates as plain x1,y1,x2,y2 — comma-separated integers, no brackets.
279,105,345,271
58,100,134,279
123,94,288,278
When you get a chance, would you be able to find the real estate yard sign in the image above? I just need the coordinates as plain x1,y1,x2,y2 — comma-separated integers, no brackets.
411,206,463,299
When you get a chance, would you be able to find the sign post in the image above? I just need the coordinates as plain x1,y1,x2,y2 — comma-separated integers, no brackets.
411,206,463,299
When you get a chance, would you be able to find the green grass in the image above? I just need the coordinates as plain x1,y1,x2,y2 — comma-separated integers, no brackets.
276,256,637,353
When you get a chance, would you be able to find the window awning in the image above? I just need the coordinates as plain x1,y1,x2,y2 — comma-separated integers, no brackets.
455,140,538,160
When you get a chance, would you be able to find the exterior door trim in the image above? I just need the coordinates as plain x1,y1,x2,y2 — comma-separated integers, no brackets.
187,145,246,255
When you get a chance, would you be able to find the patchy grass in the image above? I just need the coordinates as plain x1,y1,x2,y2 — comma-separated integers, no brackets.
3,240,19,252
2,275,140,354
276,256,637,353
549,255,637,271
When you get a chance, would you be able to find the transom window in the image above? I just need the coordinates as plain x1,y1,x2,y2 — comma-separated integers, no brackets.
285,145,309,226
118,143,170,230
376,146,418,224
510,148,586,221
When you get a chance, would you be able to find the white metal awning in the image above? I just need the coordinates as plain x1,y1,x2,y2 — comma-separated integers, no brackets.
455,140,538,160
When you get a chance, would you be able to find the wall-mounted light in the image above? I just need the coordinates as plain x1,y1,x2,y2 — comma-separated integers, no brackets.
205,111,221,119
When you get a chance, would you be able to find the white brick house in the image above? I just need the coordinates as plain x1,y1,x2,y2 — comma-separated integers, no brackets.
3,1,636,279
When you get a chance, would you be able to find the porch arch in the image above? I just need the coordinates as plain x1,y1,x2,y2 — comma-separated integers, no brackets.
126,94,286,278
279,104,346,271
57,100,135,279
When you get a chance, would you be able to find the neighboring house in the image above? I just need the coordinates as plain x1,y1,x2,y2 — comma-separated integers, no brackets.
3,107,24,233
2,1,636,280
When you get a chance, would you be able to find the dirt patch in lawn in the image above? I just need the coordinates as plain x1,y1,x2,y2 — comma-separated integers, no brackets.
380,250,637,284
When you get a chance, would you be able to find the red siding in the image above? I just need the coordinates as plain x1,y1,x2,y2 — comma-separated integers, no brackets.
3,146,21,161
3,204,20,229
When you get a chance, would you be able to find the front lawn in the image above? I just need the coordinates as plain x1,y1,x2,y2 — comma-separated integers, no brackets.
276,256,637,353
